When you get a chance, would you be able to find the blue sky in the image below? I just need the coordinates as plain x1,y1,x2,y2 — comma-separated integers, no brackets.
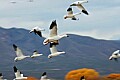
0,0,120,40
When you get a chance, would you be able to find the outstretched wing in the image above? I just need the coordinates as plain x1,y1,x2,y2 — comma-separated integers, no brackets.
13,66,21,78
40,72,47,79
33,50,39,55
77,4,89,15
13,44,24,57
49,20,57,37
34,30,42,37
113,50,120,55
49,43,58,54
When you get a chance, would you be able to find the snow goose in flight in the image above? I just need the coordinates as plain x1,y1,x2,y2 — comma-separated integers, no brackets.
43,20,69,45
40,72,50,80
31,50,43,58
48,43,65,59
64,6,81,20
109,50,120,61
80,76,85,80
13,44,30,62
70,0,89,15
13,66,27,80
10,1,17,4
29,26,45,37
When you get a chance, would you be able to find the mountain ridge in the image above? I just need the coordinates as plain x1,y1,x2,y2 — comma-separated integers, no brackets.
0,27,120,79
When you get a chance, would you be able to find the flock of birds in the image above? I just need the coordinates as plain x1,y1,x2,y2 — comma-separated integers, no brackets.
0,66,51,80
0,66,86,80
1,0,120,80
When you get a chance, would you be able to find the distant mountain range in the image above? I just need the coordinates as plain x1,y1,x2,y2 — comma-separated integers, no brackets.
0,27,120,79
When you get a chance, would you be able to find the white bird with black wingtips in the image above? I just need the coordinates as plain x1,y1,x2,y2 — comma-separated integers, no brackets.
13,66,27,80
31,50,43,58
48,43,65,59
29,26,45,37
13,44,30,62
109,50,120,61
43,20,69,45
64,6,81,20
70,0,89,15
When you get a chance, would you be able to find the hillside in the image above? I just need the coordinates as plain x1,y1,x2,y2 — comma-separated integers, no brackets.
0,27,120,79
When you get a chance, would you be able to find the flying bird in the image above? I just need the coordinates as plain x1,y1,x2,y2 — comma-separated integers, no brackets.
109,50,120,61
48,43,65,58
10,1,17,4
13,66,27,80
64,6,81,20
31,50,43,58
70,0,89,15
13,44,30,62
29,26,45,37
43,20,69,45
40,72,50,80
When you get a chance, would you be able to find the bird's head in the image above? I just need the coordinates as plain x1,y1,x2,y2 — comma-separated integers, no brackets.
64,16,67,19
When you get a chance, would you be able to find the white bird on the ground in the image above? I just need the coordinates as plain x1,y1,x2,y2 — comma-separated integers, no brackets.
29,26,45,37
43,20,69,45
40,72,50,80
13,44,30,62
31,50,43,58
48,43,65,58
64,6,81,20
80,76,85,80
13,66,27,80
109,50,120,61
70,0,89,15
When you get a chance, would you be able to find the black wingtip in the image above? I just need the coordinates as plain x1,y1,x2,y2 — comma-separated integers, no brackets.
13,66,18,73
34,50,37,52
42,72,46,76
36,31,42,37
67,7,72,11
0,73,2,76
49,20,57,29
82,10,89,15
80,76,85,80
13,44,17,51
